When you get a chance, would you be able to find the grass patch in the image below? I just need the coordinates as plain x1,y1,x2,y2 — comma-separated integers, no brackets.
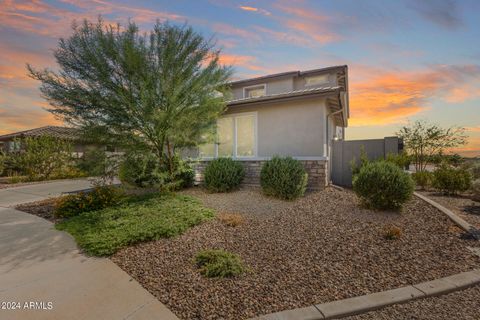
56,193,214,256
195,249,245,278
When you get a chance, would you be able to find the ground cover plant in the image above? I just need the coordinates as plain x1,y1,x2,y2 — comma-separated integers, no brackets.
56,193,214,256
260,156,308,200
353,161,414,210
195,249,245,278
204,158,245,192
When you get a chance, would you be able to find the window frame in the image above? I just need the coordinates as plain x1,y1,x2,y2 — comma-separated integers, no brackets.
199,111,258,159
243,84,266,99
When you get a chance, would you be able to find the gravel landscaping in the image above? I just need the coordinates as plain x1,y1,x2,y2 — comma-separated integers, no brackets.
345,284,480,320
15,198,57,222
419,191,480,229
111,187,480,320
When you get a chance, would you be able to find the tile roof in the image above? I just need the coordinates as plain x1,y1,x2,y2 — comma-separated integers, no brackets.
227,86,341,106
0,126,80,141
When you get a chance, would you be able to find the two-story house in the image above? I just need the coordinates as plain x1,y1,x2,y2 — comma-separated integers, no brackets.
193,65,350,190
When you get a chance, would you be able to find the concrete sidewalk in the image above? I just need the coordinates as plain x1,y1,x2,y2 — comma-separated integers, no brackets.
0,179,179,320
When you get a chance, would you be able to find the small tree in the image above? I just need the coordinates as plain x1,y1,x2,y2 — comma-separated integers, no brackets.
7,136,74,180
28,18,232,179
396,120,467,172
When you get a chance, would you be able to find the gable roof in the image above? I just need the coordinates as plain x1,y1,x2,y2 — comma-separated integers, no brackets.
0,126,80,141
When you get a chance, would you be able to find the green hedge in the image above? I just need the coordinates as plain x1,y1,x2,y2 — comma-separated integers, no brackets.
204,158,244,192
353,161,414,210
260,156,308,200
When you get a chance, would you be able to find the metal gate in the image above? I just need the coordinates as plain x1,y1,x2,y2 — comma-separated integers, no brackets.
331,136,403,187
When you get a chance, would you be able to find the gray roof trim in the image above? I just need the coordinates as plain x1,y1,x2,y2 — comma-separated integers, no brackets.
227,86,342,106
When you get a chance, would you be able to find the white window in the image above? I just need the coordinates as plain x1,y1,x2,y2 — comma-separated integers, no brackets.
199,113,257,158
305,74,329,86
244,84,266,98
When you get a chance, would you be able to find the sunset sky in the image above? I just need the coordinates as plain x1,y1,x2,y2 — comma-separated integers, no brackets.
0,0,479,156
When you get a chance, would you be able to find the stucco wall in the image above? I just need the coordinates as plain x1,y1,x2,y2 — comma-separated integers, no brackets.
224,97,327,157
231,78,294,100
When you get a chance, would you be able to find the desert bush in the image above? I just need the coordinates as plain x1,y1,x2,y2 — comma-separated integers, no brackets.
0,152,5,176
353,161,414,210
119,152,194,190
204,158,244,192
411,171,433,190
195,249,245,278
383,225,402,240
54,185,124,218
385,152,411,169
470,162,480,180
472,179,480,202
432,164,472,195
218,213,245,227
260,156,308,200
5,136,75,180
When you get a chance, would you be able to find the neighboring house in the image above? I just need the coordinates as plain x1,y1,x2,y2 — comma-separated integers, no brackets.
0,126,91,156
193,65,350,190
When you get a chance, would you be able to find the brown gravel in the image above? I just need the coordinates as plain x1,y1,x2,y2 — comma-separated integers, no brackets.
419,191,480,229
344,284,480,320
111,187,480,320
14,198,58,222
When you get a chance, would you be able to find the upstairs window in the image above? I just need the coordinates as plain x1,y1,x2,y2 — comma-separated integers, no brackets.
244,84,266,98
305,74,329,86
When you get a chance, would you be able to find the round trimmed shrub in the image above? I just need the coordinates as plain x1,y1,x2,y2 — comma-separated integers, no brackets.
195,249,245,278
260,156,308,200
204,158,244,192
432,164,472,195
353,161,414,210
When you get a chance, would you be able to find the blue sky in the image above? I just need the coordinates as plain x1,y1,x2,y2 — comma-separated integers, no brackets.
0,0,479,155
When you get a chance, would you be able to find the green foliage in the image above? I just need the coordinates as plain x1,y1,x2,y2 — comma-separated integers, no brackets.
470,162,480,180
119,152,194,190
350,146,370,176
260,156,308,200
472,179,480,202
54,185,124,218
195,249,245,278
353,161,414,210
76,146,119,182
28,18,232,177
411,171,433,190
0,152,5,176
385,152,411,169
6,136,75,180
397,120,467,172
432,164,472,195
204,158,245,192
56,194,214,256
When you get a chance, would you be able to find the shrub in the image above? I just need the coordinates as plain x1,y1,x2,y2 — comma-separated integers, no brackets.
0,152,5,176
471,179,480,202
204,158,244,192
386,152,410,169
54,185,124,218
383,225,402,240
353,161,414,210
6,136,74,180
195,249,245,278
119,152,194,190
218,213,245,227
470,162,480,180
432,164,472,195
411,171,433,190
260,156,308,200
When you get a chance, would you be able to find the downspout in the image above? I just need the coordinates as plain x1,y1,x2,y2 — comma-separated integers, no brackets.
325,94,344,185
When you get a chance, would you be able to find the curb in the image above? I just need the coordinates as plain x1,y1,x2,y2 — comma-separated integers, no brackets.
414,192,480,240
253,270,480,320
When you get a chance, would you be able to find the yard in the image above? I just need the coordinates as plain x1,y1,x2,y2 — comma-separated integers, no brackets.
107,187,479,320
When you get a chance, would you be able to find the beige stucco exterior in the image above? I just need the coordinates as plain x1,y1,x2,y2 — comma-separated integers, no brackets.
224,97,330,158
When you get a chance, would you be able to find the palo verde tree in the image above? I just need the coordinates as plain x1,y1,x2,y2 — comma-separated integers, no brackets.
396,120,467,172
28,18,232,176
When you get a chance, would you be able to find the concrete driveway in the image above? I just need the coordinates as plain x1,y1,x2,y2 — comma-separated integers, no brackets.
0,179,178,320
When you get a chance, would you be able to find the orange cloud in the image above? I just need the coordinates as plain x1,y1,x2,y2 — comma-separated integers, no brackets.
449,137,480,157
218,54,267,72
239,5,271,16
445,84,480,103
212,23,261,42
349,64,480,126
466,126,480,132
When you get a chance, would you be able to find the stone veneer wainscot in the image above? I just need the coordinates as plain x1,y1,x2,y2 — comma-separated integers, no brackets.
192,159,328,190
